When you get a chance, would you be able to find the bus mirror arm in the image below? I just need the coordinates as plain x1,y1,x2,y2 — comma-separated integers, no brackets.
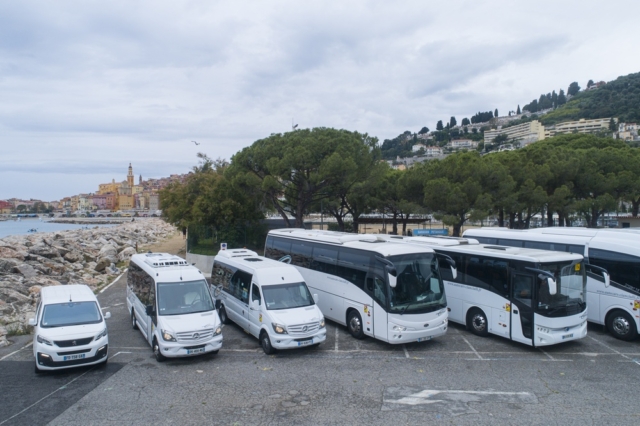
436,253,457,280
586,264,610,287
375,255,398,288
525,267,557,295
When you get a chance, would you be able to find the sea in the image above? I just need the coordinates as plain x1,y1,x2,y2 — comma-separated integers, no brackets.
0,218,115,239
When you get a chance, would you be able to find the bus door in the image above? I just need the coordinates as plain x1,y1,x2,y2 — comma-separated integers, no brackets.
365,273,388,341
511,273,534,345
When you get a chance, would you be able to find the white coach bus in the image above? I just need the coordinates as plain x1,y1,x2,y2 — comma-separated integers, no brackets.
377,235,587,347
463,227,640,341
265,229,456,344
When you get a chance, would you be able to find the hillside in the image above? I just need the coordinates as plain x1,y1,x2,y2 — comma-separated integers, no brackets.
540,72,640,125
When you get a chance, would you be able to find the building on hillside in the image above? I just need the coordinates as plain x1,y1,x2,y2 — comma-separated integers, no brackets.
148,193,160,211
105,193,117,211
424,146,443,156
617,122,639,141
449,139,478,150
0,200,13,214
544,118,613,138
92,194,107,210
412,143,426,153
98,180,119,195
484,120,546,145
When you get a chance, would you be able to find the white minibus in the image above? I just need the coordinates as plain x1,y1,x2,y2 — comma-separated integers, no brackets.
377,235,588,347
464,227,640,341
265,229,456,344
30,284,111,373
211,248,327,354
127,253,223,361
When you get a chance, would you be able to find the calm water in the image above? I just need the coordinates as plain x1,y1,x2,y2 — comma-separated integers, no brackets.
0,218,115,239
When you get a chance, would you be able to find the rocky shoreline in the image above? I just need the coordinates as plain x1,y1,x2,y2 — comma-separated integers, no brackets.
0,219,177,347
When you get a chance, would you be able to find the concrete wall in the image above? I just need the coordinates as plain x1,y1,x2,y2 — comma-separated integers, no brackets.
186,252,215,278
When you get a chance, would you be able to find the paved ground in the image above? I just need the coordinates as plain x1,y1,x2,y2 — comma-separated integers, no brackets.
2,234,640,424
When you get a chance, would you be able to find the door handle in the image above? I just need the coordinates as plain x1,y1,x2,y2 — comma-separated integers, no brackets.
513,309,519,314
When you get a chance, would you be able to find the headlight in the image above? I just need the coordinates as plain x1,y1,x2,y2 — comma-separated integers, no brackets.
94,328,108,341
272,323,288,334
392,325,407,332
213,326,223,336
162,330,176,342
37,335,52,346
319,318,325,328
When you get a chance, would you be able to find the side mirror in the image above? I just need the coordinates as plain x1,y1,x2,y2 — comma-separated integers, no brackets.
388,273,397,288
28,318,36,326
250,299,260,310
104,312,111,320
313,293,319,303
145,305,155,316
215,300,221,310
547,278,557,296
451,266,457,280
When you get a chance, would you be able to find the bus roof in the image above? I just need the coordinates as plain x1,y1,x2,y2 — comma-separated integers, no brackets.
268,229,437,257
375,234,583,263
131,252,206,283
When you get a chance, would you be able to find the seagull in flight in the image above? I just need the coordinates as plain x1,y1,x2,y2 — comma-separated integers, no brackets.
192,140,200,145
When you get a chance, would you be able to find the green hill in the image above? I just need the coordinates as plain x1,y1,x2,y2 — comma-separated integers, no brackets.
540,72,640,125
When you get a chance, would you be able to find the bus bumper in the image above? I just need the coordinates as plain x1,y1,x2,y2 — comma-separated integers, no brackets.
387,310,449,344
534,319,588,346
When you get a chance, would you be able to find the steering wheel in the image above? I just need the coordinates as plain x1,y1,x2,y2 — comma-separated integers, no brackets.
189,296,202,306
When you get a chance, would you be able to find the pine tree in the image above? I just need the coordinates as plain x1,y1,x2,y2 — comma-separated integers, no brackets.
494,108,498,118
516,105,521,115
557,90,566,105
449,116,457,128
436,120,444,131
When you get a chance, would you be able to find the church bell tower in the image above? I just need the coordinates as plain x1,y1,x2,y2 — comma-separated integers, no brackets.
127,163,134,187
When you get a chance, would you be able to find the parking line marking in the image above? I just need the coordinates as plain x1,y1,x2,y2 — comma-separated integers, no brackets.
109,351,132,359
0,342,33,361
0,365,94,425
403,345,410,359
334,327,339,352
538,348,555,361
460,335,483,360
587,336,640,366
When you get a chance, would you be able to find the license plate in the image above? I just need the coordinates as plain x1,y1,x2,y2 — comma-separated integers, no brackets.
417,336,432,342
187,348,205,355
63,354,85,361
562,333,574,340
298,339,313,346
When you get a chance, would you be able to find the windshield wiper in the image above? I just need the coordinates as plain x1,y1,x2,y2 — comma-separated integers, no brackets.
400,301,414,316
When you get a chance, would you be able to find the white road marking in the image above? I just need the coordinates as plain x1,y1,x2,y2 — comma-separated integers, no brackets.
402,345,410,359
334,327,339,352
588,335,640,366
0,342,33,361
384,389,536,406
460,335,483,360
538,348,555,361
0,366,94,425
109,351,132,359
100,269,128,294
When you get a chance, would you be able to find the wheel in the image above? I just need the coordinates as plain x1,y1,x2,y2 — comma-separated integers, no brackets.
607,310,638,341
260,331,276,355
467,308,489,337
131,310,138,330
152,338,166,362
219,306,230,325
347,310,365,339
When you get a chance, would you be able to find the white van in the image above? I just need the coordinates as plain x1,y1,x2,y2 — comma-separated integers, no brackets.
211,248,327,354
29,284,111,374
127,253,223,362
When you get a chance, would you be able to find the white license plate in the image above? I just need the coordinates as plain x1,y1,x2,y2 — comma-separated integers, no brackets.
417,336,432,342
63,354,86,361
187,347,205,355
298,339,313,346
562,333,574,340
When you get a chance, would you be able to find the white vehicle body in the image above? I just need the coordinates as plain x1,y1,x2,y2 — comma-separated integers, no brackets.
463,227,640,341
126,253,223,361
265,229,450,344
377,235,587,347
211,249,326,354
30,284,110,373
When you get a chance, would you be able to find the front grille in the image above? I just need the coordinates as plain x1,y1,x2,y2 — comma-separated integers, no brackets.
57,349,91,356
55,337,94,347
287,322,320,336
176,328,214,343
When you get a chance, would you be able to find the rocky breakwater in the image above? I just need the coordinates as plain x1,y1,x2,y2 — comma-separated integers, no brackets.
0,219,177,347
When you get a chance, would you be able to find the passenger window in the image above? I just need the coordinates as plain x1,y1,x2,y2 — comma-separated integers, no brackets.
230,270,252,304
513,274,533,307
251,284,261,305
366,276,387,307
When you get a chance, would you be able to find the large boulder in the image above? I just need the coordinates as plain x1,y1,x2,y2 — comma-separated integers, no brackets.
118,247,137,262
13,264,38,279
28,246,60,259
0,258,20,273
98,244,117,259
0,247,25,261
64,251,84,263
94,258,111,272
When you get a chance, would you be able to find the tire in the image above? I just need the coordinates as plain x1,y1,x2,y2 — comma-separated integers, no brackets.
131,310,138,330
467,308,489,337
260,331,276,355
219,306,230,325
152,338,166,362
347,310,365,339
607,310,638,341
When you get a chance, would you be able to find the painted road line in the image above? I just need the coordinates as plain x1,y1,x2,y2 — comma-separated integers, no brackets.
538,348,555,361
0,342,33,361
460,335,483,360
588,335,640,366
334,327,339,352
403,345,410,359
100,269,128,294
109,351,132,360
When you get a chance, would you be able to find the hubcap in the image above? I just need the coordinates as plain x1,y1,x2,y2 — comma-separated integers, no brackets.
350,316,361,334
472,314,486,332
612,316,630,336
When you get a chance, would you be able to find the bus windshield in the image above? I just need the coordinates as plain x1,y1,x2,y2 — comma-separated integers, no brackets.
536,260,586,317
157,280,215,316
387,253,446,315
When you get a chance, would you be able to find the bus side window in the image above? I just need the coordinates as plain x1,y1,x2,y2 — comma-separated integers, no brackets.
251,284,261,306
366,276,387,307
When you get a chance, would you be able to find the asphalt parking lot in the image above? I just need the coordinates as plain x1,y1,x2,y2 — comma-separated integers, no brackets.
1,274,640,425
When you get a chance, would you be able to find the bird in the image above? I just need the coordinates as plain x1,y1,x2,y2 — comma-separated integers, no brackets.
192,141,200,145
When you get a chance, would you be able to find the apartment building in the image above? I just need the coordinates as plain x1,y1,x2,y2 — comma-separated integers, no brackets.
544,118,612,138
449,139,478,149
484,120,546,145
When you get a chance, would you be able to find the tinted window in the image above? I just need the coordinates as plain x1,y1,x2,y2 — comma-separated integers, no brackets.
212,261,236,294
589,249,640,291
336,248,372,289
42,301,102,327
128,261,156,306
271,238,292,261
498,238,523,248
312,245,338,275
290,240,314,268
251,284,261,305
230,270,252,304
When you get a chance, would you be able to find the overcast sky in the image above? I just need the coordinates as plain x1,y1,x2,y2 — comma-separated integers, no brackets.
2,1,639,201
